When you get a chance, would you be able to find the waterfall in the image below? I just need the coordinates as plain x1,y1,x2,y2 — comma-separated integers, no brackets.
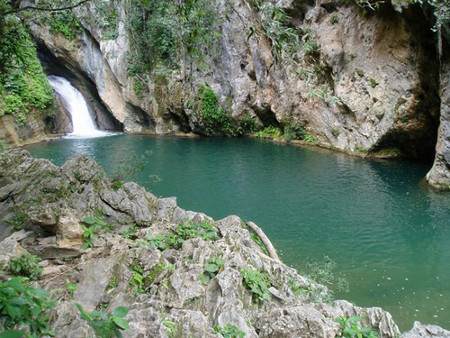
48,76,111,137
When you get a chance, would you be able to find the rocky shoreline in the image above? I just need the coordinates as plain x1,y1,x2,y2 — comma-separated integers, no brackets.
0,150,449,337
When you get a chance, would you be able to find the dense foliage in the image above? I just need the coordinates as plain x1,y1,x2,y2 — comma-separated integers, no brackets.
125,0,219,79
0,13,55,123
0,277,55,337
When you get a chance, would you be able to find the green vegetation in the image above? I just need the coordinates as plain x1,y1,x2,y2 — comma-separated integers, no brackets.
7,212,29,231
335,316,378,338
200,257,225,283
0,23,55,124
255,126,283,139
330,13,340,24
129,260,146,294
239,112,260,134
215,323,245,338
301,256,350,296
65,279,78,298
7,254,43,281
76,304,130,338
121,223,139,240
162,320,178,338
0,140,7,152
0,277,55,337
81,217,113,249
92,0,119,40
197,84,239,136
241,268,271,303
125,0,219,98
128,259,167,294
146,219,220,251
110,150,159,188
351,0,449,32
44,10,83,40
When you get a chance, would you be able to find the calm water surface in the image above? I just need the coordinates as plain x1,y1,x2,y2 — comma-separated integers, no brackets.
24,135,450,331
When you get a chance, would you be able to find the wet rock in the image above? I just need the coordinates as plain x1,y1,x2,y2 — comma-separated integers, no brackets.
401,321,450,337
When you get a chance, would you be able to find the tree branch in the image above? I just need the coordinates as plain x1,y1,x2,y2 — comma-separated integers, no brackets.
4,0,91,16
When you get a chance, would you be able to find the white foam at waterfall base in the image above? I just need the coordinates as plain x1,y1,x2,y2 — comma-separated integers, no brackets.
48,76,115,138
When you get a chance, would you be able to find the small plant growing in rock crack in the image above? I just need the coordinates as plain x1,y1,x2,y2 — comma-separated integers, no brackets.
0,277,56,337
241,268,272,303
200,257,225,284
81,217,113,249
146,219,220,251
121,223,138,240
128,260,146,294
65,279,78,298
76,304,130,338
162,320,178,338
334,316,378,338
8,253,43,280
7,212,29,231
254,126,283,139
330,13,339,24
215,323,245,338
0,139,7,152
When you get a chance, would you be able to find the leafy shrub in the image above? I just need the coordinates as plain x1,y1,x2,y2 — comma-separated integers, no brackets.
215,323,245,338
0,277,55,337
0,21,55,123
76,304,129,338
147,219,220,251
8,254,43,280
6,212,28,231
330,13,339,24
335,316,378,338
121,223,138,240
200,257,225,283
66,279,78,298
239,112,260,134
81,217,113,249
197,85,239,136
254,126,282,139
44,10,82,40
129,260,146,294
241,268,271,303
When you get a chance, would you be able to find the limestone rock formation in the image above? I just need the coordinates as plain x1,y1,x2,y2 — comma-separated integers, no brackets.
426,59,450,190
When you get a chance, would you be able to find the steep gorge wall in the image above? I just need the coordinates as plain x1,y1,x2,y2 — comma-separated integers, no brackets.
29,0,449,189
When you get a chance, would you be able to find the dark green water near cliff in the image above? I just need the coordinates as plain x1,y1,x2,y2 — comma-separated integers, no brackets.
25,134,450,331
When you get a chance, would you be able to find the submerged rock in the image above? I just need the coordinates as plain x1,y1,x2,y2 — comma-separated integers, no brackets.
0,150,445,336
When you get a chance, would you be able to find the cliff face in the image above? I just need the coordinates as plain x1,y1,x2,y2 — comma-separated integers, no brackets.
28,0,449,188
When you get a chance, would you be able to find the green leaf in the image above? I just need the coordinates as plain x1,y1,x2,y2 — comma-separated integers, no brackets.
204,263,219,273
112,317,130,330
113,307,129,318
83,217,96,225
0,330,26,338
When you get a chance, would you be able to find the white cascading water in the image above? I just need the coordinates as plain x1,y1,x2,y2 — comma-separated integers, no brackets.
48,75,110,137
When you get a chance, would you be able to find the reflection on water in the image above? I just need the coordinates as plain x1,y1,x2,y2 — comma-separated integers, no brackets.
24,135,450,331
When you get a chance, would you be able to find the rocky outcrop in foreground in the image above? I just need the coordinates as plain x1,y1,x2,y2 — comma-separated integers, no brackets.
0,150,448,337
